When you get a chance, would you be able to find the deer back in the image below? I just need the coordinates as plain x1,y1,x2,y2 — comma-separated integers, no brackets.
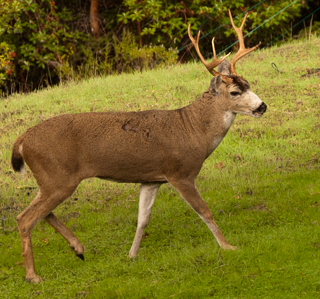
19,109,210,184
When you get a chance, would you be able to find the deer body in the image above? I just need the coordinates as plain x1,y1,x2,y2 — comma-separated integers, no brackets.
14,87,238,186
11,10,267,283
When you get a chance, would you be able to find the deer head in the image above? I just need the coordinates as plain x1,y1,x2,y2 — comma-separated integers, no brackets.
188,9,266,118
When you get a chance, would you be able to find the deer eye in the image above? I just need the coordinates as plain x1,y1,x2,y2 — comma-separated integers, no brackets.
230,91,240,96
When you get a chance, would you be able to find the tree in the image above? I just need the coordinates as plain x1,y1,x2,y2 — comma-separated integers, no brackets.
0,0,318,94
90,0,100,38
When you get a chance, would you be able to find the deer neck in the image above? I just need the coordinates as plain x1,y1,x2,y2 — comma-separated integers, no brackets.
182,89,236,156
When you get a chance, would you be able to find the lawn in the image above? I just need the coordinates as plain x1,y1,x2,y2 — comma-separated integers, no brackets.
1,36,320,298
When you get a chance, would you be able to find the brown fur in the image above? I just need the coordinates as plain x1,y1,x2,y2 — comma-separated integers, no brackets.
14,90,233,186
227,76,250,91
12,75,266,283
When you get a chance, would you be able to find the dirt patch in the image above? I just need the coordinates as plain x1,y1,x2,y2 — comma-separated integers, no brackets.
60,211,80,223
272,46,295,54
313,243,320,248
0,109,23,122
0,200,24,215
300,68,320,78
244,203,268,211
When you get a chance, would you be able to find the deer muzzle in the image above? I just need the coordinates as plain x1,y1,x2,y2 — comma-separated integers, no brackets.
252,102,267,117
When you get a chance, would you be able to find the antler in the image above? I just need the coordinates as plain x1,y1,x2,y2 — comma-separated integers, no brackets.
187,24,232,84
229,9,261,76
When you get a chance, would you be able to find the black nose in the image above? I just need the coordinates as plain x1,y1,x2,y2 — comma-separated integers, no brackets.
256,102,267,113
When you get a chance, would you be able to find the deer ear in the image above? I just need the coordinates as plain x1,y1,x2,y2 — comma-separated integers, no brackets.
209,76,222,95
217,60,231,76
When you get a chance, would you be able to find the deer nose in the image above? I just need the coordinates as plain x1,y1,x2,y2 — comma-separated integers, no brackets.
255,102,267,113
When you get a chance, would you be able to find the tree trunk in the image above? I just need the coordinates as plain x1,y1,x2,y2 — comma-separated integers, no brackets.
90,0,100,38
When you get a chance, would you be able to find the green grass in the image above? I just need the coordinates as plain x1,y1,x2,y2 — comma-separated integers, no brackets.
1,36,320,298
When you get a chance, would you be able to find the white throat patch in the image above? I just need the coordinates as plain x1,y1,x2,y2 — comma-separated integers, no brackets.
224,111,236,129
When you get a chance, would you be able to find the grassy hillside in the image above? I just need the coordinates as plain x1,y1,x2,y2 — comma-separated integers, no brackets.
1,36,320,298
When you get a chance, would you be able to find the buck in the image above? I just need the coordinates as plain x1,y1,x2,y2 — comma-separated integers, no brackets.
11,10,266,283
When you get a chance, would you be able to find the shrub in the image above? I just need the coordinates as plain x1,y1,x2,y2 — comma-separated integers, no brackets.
0,0,82,94
69,30,178,80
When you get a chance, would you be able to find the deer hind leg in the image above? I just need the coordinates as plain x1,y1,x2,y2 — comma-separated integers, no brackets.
16,185,77,283
168,179,236,250
44,212,85,260
129,183,161,257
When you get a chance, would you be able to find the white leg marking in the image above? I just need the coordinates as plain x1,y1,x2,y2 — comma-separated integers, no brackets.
200,216,222,244
129,183,161,257
199,214,237,250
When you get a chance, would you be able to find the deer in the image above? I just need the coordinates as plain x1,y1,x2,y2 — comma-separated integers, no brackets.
11,10,266,283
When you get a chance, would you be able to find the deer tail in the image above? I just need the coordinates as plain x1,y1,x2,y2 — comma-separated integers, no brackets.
11,136,25,173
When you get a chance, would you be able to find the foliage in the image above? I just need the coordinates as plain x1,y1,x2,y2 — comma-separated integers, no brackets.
0,0,22,89
17,3,78,71
112,30,178,73
0,0,23,34
0,0,318,94
117,0,305,53
0,43,16,86
0,0,179,94
0,0,83,93
67,31,178,81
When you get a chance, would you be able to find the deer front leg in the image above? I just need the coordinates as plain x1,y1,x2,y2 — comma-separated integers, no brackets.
44,212,85,260
169,179,236,250
129,183,161,257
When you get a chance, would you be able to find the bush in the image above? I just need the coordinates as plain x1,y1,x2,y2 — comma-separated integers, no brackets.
112,30,178,74
65,30,178,81
0,1,178,95
0,0,82,94
0,43,16,88
0,0,314,96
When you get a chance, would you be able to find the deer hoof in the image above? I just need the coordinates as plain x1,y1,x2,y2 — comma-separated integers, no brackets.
221,243,237,250
26,275,42,284
227,245,237,250
70,244,85,258
128,251,138,258
76,253,85,261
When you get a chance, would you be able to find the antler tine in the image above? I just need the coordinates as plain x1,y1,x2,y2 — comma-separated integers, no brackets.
211,37,231,62
188,24,232,83
228,9,261,76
